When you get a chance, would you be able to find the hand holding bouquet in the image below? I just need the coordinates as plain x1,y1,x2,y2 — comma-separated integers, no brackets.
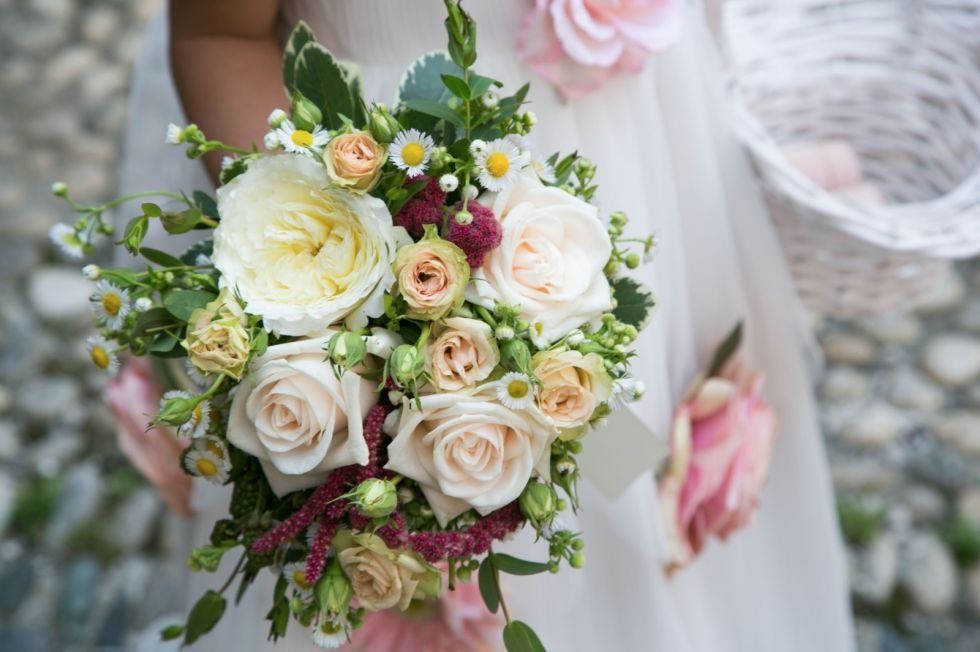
51,2,657,649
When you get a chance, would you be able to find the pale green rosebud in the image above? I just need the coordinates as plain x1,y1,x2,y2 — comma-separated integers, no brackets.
353,478,398,519
609,211,628,227
326,331,367,373
389,343,425,388
316,558,353,615
499,338,532,375
368,103,400,144
569,550,585,569
519,481,557,528
291,93,323,132
625,252,641,269
157,394,203,427
51,181,68,197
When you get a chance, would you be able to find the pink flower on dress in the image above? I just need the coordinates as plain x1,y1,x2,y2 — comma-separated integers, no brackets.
518,0,684,100
657,361,776,573
105,358,192,516
343,580,503,652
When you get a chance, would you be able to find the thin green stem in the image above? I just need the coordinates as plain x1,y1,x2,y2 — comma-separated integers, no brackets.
217,553,247,596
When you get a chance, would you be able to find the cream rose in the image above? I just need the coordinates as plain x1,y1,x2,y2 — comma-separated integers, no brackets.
467,174,612,342
532,349,613,435
426,317,500,391
384,387,557,526
227,334,377,496
394,231,470,320
182,288,250,380
324,130,387,193
335,532,440,611
213,154,406,336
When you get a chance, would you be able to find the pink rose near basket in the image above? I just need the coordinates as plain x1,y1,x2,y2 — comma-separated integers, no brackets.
721,0,980,316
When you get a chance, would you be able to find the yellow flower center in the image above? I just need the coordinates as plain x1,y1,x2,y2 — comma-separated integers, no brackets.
401,142,425,167
102,293,122,316
291,130,315,147
192,403,204,424
486,152,510,178
206,441,223,458
507,379,530,399
195,458,218,477
292,570,310,589
90,346,110,369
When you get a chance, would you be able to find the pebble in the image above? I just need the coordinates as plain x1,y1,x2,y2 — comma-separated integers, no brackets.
858,313,923,345
888,370,945,413
26,267,93,322
28,429,84,476
15,376,81,423
831,457,898,492
958,488,980,528
904,485,947,524
821,332,877,366
966,564,980,617
0,420,20,461
0,472,16,535
44,45,99,90
820,366,870,402
850,533,899,605
958,298,980,334
932,412,980,459
839,402,909,449
900,532,959,614
916,269,966,314
81,6,122,44
107,489,161,553
921,333,980,388
0,236,41,281
44,463,102,548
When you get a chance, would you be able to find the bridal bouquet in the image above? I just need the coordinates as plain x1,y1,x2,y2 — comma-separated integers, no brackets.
51,2,656,649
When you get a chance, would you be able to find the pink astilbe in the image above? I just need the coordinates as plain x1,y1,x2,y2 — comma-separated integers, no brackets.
304,518,338,585
446,201,502,268
394,177,446,239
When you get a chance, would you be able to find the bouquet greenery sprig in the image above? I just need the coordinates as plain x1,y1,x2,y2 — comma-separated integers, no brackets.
51,2,657,649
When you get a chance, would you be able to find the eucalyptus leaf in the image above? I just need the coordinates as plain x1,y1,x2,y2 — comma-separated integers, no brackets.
140,247,183,268
180,239,214,266
282,21,316,93
183,590,226,646
395,51,460,107
402,98,465,128
477,557,500,614
468,73,500,98
503,621,547,652
163,290,216,322
611,277,656,331
490,553,552,576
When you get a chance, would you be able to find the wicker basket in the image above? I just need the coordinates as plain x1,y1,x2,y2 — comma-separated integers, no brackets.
721,0,980,316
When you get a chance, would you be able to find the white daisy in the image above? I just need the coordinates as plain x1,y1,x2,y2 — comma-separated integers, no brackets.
183,439,230,485
165,123,184,145
86,336,119,375
475,138,528,192
610,376,640,409
389,129,434,176
532,157,557,184
49,224,85,259
178,397,212,438
529,319,549,349
276,120,328,155
495,372,536,410
184,358,215,389
282,562,315,600
90,280,131,330
311,621,350,649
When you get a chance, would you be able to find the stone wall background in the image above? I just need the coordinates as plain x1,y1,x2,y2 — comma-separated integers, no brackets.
0,1,977,650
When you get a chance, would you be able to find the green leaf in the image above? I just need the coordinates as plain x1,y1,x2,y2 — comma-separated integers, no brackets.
180,239,214,266
118,216,148,255
132,307,177,340
395,51,460,107
706,321,743,378
252,329,269,358
140,247,183,268
477,557,500,614
147,333,181,356
192,190,219,220
497,83,530,119
611,277,656,331
490,553,552,576
160,624,184,641
401,98,465,128
440,73,471,99
282,21,316,93
98,267,140,287
184,590,226,646
266,598,290,640
160,208,204,235
503,621,547,652
294,42,357,131
468,73,499,98
163,290,216,322
141,202,162,217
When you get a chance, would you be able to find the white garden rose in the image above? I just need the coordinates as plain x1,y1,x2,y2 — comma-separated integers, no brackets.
425,317,500,391
213,154,406,336
227,334,377,496
467,173,612,342
383,386,557,526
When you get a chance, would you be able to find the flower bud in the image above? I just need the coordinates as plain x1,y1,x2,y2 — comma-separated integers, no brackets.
291,93,323,132
389,344,425,388
134,297,153,312
368,103,401,144
454,209,473,225
469,139,488,155
82,264,100,280
566,330,584,346
569,550,585,569
499,338,532,375
481,91,499,108
264,131,281,150
316,558,353,615
51,181,68,197
165,123,185,145
625,252,640,269
461,184,479,200
157,394,203,427
609,211,628,227
439,174,459,193
353,478,398,519
519,481,557,528
495,326,515,341
267,108,288,128
327,331,367,373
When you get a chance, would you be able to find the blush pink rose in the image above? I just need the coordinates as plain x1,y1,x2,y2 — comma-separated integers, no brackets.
518,0,684,100
657,363,776,572
342,580,503,652
104,358,192,516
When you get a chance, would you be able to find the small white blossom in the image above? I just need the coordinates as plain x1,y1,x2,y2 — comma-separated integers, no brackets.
165,123,184,145
475,138,529,192
82,264,101,280
50,181,68,197
91,280,131,329
263,131,280,150
481,91,499,108
495,325,515,341
221,156,237,171
469,139,488,155
495,372,536,410
86,336,119,375
461,184,479,200
134,297,153,312
389,129,434,177
438,173,459,192
49,224,85,259
276,120,329,155
267,108,288,128
566,330,585,346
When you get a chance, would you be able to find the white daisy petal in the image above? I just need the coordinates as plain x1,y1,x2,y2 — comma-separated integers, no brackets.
49,224,86,259
496,372,537,410
389,129,434,177
90,280,131,330
475,138,528,192
85,336,119,376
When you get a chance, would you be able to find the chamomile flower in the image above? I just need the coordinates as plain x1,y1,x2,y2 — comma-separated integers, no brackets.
90,280,131,329
389,129,434,177
263,131,281,151
165,123,184,145
610,376,641,409
475,138,528,192
183,436,230,485
184,358,214,389
283,562,315,600
178,396,212,438
532,156,557,184
496,372,536,410
312,620,350,649
276,120,329,155
86,335,119,375
49,224,85,259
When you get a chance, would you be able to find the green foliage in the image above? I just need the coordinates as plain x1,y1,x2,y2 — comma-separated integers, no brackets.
503,621,547,652
293,42,365,130
611,277,656,331
707,321,743,378
10,476,61,540
282,21,316,93
478,557,500,614
943,515,980,567
184,590,227,646
490,553,552,576
395,51,460,107
837,498,886,547
163,289,216,322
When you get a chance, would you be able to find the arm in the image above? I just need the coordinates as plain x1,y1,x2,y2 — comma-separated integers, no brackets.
169,0,286,181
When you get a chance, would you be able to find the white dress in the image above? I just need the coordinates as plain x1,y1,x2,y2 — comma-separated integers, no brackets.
123,2,854,650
